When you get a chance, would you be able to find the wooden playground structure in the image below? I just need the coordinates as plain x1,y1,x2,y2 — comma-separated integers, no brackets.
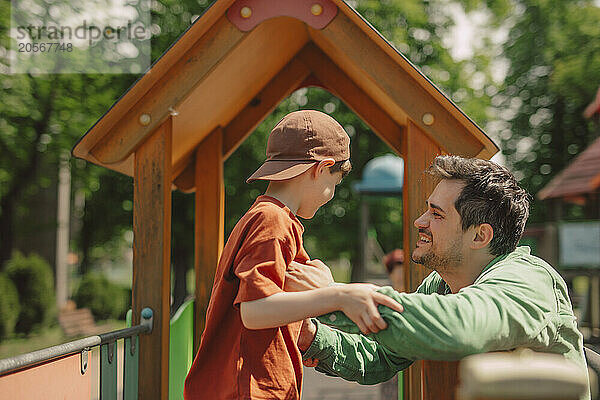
72,0,498,399
3,0,499,399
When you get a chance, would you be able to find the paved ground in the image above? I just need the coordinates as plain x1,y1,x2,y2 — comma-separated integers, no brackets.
302,365,397,400
301,276,398,400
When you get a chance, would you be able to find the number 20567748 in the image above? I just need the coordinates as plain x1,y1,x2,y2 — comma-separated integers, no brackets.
18,42,73,52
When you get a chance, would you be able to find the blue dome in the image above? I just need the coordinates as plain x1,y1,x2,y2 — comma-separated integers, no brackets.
353,154,404,194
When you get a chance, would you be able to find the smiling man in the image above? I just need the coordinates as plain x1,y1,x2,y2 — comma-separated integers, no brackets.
289,155,590,400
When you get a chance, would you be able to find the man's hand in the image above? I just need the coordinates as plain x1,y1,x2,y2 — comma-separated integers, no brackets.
284,259,334,292
337,284,404,335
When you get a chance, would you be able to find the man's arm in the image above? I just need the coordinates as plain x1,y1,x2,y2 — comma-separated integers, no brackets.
300,264,559,384
316,265,559,361
300,319,413,384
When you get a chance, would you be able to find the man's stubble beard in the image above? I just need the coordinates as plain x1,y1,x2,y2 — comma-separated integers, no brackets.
411,237,464,273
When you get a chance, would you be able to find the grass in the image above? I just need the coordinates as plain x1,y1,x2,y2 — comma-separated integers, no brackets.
0,320,125,359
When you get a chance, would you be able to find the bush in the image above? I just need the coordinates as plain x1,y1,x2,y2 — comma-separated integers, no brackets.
74,273,129,321
0,273,21,340
5,251,55,334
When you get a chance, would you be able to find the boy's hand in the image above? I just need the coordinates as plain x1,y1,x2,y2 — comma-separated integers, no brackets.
298,319,320,367
284,259,334,292
297,318,317,352
336,284,404,335
303,358,319,367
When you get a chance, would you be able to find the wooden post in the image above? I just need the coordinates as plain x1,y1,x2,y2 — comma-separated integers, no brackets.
133,117,172,400
55,154,71,311
403,120,442,400
193,127,225,352
352,200,369,282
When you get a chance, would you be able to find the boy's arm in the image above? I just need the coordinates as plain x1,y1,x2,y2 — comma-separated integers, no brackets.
240,283,403,333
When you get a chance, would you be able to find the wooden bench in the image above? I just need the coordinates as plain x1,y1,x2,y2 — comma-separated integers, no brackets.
58,307,97,337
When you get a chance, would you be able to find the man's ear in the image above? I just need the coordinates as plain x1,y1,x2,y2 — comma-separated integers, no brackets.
312,158,335,178
471,223,494,250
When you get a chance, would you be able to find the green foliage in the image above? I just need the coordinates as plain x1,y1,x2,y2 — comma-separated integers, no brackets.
4,251,55,335
77,170,133,272
0,273,21,340
493,0,600,222
73,273,130,321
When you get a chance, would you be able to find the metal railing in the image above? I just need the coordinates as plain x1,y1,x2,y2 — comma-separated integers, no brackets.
0,307,154,400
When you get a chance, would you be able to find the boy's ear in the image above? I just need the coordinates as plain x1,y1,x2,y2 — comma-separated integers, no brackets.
470,223,494,250
312,158,336,178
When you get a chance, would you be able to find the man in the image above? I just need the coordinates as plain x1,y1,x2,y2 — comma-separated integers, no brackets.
289,155,590,400
383,249,405,292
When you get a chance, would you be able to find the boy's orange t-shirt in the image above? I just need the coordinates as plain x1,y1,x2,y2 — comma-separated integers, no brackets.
184,195,310,400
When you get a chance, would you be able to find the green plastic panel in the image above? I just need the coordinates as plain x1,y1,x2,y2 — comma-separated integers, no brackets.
100,342,117,400
123,336,139,400
169,300,194,400
398,371,403,400
123,301,194,400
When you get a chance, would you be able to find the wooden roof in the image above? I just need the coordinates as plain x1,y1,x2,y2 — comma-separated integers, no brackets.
538,136,600,200
72,0,498,191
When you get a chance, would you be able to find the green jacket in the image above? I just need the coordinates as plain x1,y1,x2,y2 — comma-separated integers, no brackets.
304,247,590,399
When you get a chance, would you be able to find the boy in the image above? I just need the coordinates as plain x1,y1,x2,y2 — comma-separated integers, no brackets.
184,110,403,400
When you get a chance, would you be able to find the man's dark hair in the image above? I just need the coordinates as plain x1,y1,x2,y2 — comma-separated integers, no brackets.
427,155,530,256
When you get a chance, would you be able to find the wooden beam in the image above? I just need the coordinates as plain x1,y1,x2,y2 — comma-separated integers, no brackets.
91,17,245,165
297,43,404,156
72,0,236,162
313,12,486,157
423,360,459,400
402,120,442,400
172,155,193,182
222,55,311,159
194,127,225,352
173,157,196,193
133,117,172,400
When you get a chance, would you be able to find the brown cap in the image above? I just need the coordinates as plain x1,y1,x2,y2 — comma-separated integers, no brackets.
247,110,350,183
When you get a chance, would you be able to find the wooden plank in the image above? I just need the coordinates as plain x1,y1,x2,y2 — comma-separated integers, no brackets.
91,17,245,165
327,0,496,159
72,0,236,161
222,55,311,159
311,12,487,157
194,128,224,351
422,360,459,400
174,17,309,165
297,43,404,156
403,120,442,400
133,118,172,400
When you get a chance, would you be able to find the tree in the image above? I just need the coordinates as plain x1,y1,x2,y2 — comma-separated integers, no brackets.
0,0,140,267
492,0,600,222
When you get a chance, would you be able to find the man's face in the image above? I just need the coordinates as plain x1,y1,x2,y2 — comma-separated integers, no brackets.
411,179,467,271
